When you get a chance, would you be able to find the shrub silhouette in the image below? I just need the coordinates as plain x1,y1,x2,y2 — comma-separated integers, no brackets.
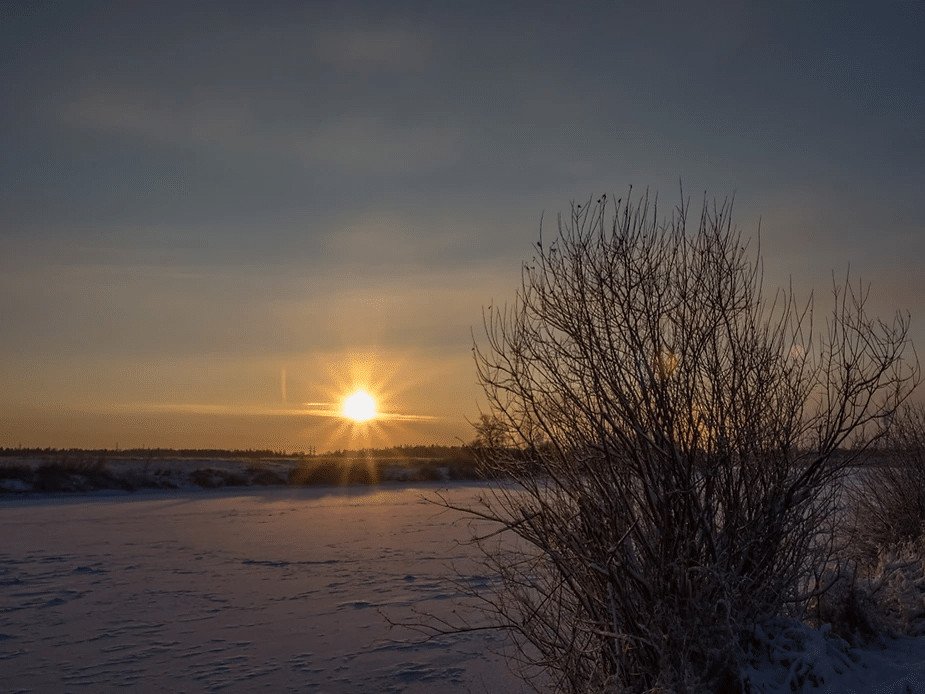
851,402,925,556
288,460,379,486
449,190,919,692
32,454,132,492
245,464,287,486
189,468,248,488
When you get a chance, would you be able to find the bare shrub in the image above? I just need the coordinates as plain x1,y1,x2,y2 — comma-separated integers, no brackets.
0,463,33,481
850,403,925,558
451,190,918,692
34,453,131,492
829,403,925,641
807,566,882,645
288,459,378,486
189,468,248,488
245,464,287,486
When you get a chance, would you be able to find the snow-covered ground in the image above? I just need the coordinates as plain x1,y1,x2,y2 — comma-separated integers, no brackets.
0,484,523,693
3,483,925,692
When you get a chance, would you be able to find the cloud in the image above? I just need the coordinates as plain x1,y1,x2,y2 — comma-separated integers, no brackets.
298,115,460,174
318,210,467,267
312,26,434,73
59,88,459,175
61,88,252,148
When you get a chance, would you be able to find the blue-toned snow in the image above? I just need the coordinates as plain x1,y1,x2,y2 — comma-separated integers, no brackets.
2,483,925,692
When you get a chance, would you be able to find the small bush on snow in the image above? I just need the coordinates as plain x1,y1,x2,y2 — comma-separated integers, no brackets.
810,569,880,646
808,541,925,651
742,618,856,693
860,543,925,637
851,403,925,557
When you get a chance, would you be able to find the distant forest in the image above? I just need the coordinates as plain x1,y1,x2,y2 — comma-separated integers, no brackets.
0,443,475,461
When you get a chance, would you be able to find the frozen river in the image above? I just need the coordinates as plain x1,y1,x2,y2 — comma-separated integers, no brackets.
0,484,523,693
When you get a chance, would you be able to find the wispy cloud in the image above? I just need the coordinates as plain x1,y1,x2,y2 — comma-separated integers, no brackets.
312,26,434,73
298,115,460,174
109,402,312,417
59,88,459,175
319,210,466,266
89,401,439,422
61,88,253,148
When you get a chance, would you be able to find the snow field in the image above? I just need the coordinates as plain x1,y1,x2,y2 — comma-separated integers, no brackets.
4,484,925,692
0,484,523,693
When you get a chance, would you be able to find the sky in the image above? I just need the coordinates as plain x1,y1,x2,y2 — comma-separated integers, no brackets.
1,1,923,452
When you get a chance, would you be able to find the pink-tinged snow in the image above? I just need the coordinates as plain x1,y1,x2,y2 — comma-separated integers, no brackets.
0,484,524,693
2,485,925,693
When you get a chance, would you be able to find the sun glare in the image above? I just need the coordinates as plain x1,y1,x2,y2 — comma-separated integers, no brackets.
343,390,376,422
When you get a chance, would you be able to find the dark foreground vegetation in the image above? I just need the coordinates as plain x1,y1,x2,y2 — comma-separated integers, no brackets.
420,190,923,693
0,445,480,494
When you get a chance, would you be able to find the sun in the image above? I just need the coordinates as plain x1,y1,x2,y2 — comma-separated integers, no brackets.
342,390,377,422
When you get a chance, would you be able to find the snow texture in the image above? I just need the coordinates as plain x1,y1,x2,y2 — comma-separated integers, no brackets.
2,483,925,692
0,484,523,693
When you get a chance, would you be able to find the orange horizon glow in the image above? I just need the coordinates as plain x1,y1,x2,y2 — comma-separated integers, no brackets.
0,350,474,452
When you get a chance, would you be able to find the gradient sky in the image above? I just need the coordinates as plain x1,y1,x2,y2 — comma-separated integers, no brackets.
1,1,923,451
